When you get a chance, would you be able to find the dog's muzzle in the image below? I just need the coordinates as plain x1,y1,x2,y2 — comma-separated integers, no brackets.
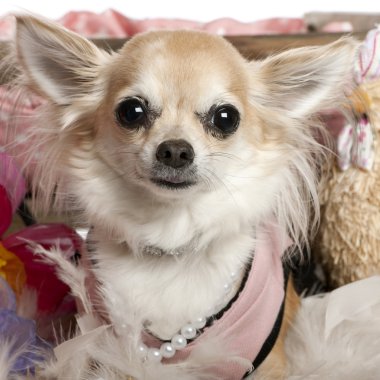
151,139,197,190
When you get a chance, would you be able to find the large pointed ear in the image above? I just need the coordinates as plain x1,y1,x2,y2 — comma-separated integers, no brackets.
252,39,358,117
14,15,109,105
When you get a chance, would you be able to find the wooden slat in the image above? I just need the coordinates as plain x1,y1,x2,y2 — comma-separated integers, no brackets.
226,32,366,59
0,32,366,84
90,32,366,60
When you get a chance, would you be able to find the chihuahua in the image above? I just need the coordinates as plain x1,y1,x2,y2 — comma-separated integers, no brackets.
8,15,356,380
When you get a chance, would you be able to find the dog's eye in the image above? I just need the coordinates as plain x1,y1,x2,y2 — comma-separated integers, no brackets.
115,97,147,128
211,105,240,135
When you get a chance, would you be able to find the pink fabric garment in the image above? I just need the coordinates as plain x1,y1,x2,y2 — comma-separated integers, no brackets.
144,223,289,379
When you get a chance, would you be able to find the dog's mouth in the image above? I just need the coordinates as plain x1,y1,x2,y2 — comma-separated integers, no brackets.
150,177,196,190
147,163,198,191
150,166,197,190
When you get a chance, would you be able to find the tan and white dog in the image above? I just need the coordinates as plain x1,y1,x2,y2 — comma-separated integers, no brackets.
6,16,356,380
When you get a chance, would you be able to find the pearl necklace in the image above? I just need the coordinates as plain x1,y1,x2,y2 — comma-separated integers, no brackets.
136,269,240,362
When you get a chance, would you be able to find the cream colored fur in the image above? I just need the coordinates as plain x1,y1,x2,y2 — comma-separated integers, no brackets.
2,14,358,379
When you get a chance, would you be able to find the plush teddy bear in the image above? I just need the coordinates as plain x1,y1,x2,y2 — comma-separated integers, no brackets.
316,26,380,288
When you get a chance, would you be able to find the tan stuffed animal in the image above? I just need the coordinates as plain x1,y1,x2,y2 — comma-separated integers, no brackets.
316,27,380,288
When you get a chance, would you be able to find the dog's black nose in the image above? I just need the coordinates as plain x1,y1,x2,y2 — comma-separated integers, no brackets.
156,139,195,168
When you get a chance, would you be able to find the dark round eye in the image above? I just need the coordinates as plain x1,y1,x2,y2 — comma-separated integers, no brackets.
115,97,147,128
212,105,240,135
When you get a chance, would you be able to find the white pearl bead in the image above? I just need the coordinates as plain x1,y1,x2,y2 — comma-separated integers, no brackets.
171,334,187,350
223,282,231,292
137,343,148,358
181,324,197,339
193,316,206,329
230,271,237,280
147,348,162,362
160,342,176,358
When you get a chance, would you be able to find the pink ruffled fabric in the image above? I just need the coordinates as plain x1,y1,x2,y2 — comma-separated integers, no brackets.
0,10,306,40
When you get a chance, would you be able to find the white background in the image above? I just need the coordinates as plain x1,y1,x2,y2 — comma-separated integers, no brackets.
0,0,378,22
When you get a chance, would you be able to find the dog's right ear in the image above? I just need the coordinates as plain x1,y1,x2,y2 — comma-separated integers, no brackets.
250,38,358,118
15,15,109,105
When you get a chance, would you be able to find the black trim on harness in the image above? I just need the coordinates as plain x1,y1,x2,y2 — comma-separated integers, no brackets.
204,257,253,329
243,265,290,378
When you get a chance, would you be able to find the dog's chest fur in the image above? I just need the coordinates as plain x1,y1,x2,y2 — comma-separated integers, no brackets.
90,189,257,339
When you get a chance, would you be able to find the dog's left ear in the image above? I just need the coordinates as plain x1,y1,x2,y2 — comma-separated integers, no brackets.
252,39,358,117
14,15,108,105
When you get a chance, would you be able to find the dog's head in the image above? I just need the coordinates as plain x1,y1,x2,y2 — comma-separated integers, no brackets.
12,16,357,249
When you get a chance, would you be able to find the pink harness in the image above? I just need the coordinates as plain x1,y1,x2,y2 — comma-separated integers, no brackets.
79,223,289,379
143,223,290,379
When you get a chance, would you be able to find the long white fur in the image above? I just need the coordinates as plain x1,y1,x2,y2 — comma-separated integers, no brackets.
2,14,360,380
